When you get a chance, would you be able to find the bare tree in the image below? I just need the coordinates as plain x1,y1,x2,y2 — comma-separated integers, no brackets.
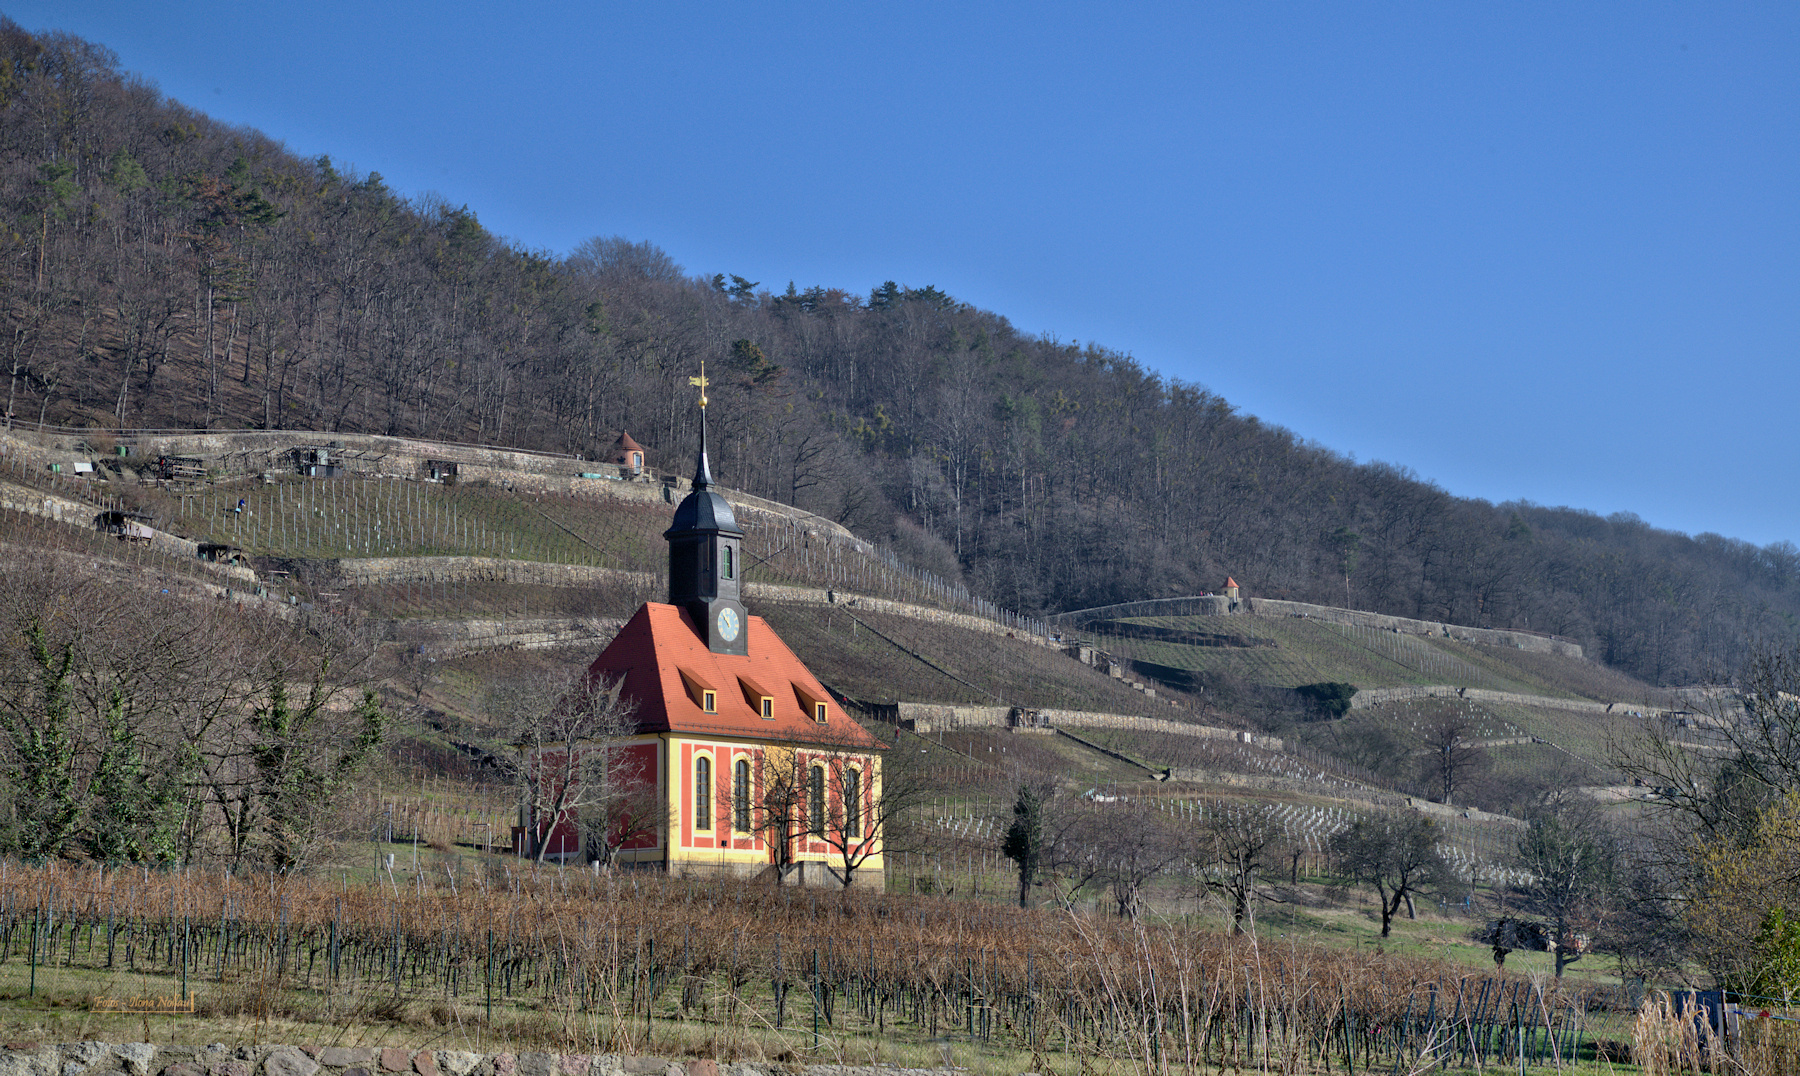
1609,644,1800,982
1329,815,1448,937
1090,798,1185,920
748,743,811,883
1616,648,1800,844
1194,801,1286,935
0,559,387,869
814,725,929,890
1511,802,1620,977
1420,713,1486,805
997,783,1115,910
486,668,644,865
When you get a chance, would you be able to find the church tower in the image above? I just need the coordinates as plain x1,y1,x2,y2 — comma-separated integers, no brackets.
664,364,749,655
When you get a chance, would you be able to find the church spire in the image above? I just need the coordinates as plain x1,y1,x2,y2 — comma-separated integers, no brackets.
666,362,747,655
689,362,715,490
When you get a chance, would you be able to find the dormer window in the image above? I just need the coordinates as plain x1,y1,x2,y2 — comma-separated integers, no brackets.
739,676,775,719
795,683,830,724
680,669,719,712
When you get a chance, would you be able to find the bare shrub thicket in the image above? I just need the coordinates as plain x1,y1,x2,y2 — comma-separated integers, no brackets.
0,559,387,869
0,859,1610,1069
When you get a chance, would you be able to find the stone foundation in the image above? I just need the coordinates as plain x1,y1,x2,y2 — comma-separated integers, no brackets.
0,1044,946,1076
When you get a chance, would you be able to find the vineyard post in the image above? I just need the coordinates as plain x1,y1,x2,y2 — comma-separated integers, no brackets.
1340,985,1354,1076
486,928,493,1025
774,935,786,1028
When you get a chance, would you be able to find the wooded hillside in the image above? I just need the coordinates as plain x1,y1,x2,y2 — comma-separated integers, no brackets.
1,19,1793,686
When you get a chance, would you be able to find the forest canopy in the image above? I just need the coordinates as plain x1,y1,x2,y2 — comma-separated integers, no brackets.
0,18,1794,686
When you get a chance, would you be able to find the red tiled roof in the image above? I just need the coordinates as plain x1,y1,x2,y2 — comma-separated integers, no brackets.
586,603,884,750
1225,577,1239,589
611,431,644,452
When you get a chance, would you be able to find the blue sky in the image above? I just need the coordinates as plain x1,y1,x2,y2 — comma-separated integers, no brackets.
16,3,1800,546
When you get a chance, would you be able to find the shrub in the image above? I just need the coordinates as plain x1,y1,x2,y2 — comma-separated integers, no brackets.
1295,681,1358,718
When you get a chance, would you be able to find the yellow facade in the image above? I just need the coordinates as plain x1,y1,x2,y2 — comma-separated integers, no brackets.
618,733,884,887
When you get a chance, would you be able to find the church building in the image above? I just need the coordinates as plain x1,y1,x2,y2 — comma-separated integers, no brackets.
525,374,886,887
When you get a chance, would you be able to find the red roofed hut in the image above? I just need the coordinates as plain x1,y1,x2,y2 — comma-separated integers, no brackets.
608,432,645,475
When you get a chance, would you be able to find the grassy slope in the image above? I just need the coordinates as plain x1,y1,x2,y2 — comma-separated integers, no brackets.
0,446,1693,1052
755,603,1176,716
1106,613,1666,704
1094,613,1668,776
1330,696,1650,779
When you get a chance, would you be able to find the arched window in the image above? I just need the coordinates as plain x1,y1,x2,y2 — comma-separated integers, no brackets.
722,545,734,580
733,758,751,832
808,765,826,837
844,767,862,839
695,755,712,831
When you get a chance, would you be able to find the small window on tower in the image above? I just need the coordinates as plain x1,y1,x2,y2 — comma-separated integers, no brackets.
723,546,734,580
702,690,717,713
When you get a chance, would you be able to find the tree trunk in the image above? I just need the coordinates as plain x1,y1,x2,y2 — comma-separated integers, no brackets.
1379,886,1402,937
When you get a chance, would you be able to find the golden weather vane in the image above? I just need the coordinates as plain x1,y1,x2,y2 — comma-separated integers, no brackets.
689,362,709,409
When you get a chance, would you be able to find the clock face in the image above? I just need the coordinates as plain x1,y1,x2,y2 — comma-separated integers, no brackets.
716,606,741,642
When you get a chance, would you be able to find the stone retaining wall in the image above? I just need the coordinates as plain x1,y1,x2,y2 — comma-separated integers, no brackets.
335,557,652,590
1243,599,1584,658
0,1043,938,1076
377,615,626,658
886,701,1282,749
1348,684,1644,715
1048,593,1583,659
0,427,858,544
0,478,255,583
332,561,1054,650
1164,767,1407,805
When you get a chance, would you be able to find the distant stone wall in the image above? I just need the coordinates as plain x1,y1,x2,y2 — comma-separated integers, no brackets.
0,1042,921,1076
377,615,627,658
753,585,1056,647
329,559,1055,649
1163,767,1407,805
334,556,652,590
1048,595,1234,623
1349,684,1646,715
1246,598,1584,658
1048,592,1583,660
6,427,861,542
885,700,1282,749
